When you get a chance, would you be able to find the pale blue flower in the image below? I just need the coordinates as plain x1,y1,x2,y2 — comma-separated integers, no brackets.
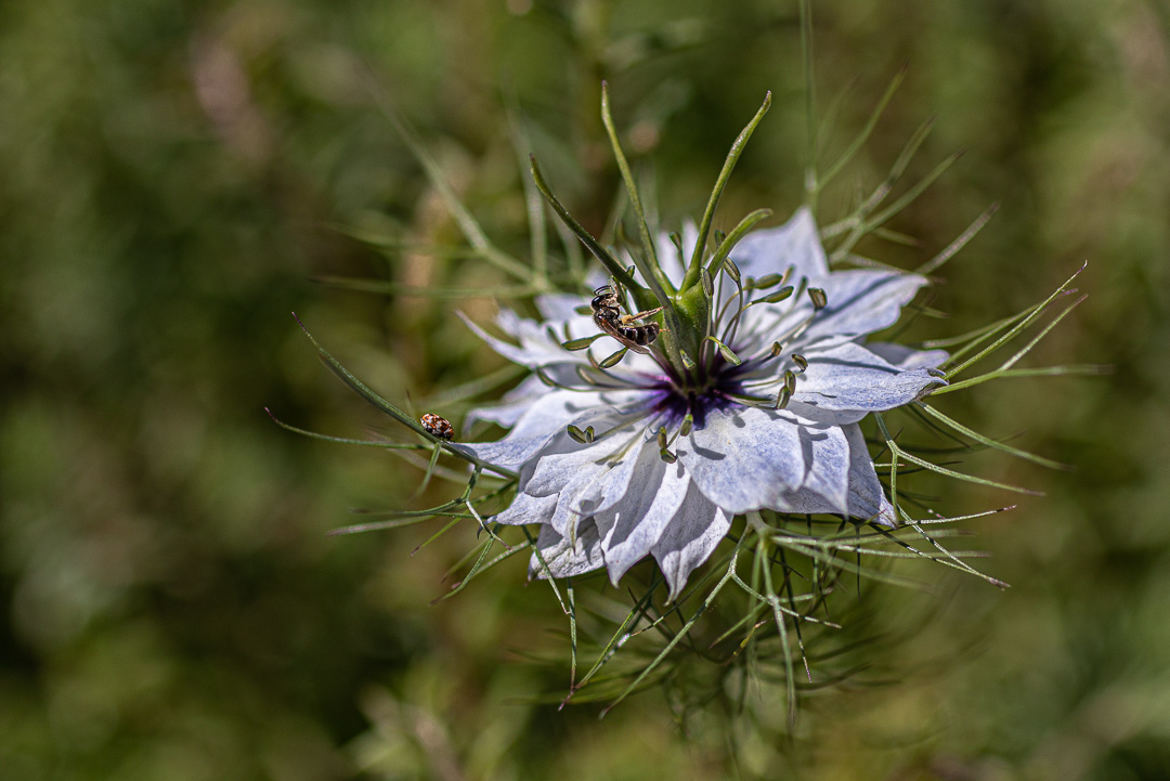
457,209,945,598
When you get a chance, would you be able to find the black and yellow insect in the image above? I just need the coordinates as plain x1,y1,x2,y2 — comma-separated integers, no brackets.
590,282,662,354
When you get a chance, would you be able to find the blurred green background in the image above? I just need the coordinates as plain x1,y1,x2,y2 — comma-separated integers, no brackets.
2,0,1168,778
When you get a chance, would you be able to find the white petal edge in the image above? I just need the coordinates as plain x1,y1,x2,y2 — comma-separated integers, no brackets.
866,342,949,370
598,456,688,584
528,520,606,580
729,207,829,283
793,341,945,416
799,270,928,343
651,483,731,600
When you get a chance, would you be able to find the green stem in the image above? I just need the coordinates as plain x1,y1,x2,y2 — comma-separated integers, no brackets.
600,82,670,293
529,155,646,305
681,92,773,290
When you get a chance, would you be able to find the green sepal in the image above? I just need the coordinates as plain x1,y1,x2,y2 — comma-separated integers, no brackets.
705,208,773,279
529,155,645,304
683,90,773,289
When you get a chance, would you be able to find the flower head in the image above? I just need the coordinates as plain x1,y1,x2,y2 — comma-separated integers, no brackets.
457,208,946,599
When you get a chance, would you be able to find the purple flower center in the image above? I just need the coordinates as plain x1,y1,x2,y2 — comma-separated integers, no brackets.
644,353,751,428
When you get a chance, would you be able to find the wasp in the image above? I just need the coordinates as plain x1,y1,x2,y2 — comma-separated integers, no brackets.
420,412,454,441
590,281,663,354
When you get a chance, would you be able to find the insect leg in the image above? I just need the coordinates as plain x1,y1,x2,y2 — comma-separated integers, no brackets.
620,306,663,324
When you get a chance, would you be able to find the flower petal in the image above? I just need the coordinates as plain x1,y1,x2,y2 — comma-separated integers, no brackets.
598,456,689,584
491,490,557,526
677,406,805,514
535,293,587,322
548,486,597,537
515,426,652,535
793,421,851,512
465,374,548,429
584,431,652,516
458,389,615,471
791,341,944,421
458,310,568,369
461,308,664,384
651,484,731,600
798,270,928,343
843,423,896,526
770,423,894,525
524,438,613,497
866,341,949,370
529,520,606,580
730,207,829,282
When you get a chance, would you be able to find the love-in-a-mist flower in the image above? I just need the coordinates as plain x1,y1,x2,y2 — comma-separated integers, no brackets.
456,208,946,599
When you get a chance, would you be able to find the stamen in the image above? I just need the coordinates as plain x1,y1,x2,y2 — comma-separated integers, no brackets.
716,265,748,345
599,346,629,368
792,275,809,304
567,424,596,443
706,335,743,366
562,334,604,351
602,424,652,466
724,258,742,284
574,364,631,390
778,263,795,286
749,285,795,306
757,284,822,360
775,314,816,352
747,272,784,290
660,412,693,449
588,409,658,449
726,392,779,410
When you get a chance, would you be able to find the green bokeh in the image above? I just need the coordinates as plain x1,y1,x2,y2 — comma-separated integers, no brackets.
2,1,1168,778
